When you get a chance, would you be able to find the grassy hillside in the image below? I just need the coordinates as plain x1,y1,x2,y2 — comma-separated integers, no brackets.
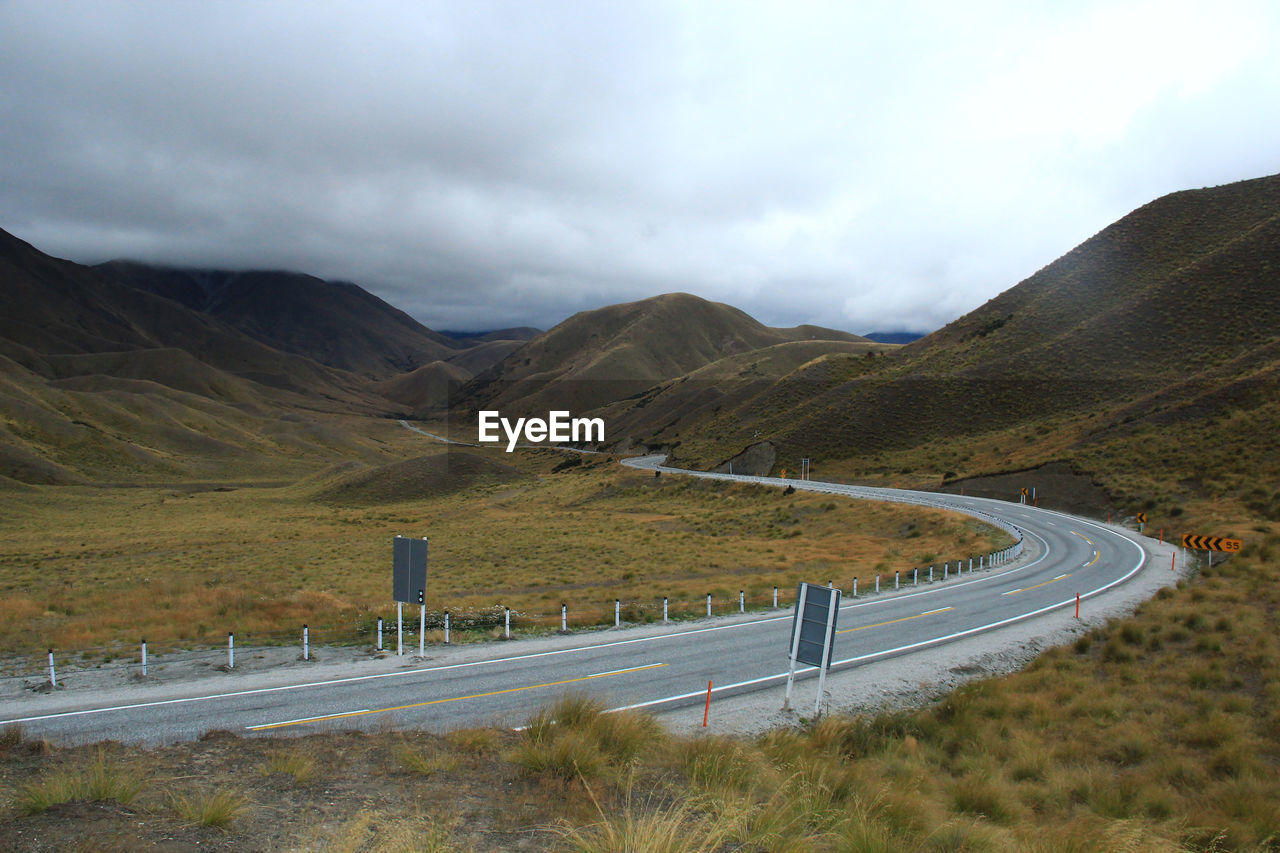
632,174,1280,527
97,262,462,379
0,229,421,484
453,292,870,423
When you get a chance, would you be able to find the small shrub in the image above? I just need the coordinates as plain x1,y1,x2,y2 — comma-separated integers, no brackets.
508,729,608,782
445,727,500,753
18,749,144,814
554,793,742,853
1101,639,1134,663
1119,623,1144,646
169,787,250,830
396,743,459,777
260,745,317,783
950,775,1017,824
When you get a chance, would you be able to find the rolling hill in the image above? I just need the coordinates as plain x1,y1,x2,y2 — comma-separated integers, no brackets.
95,262,519,379
451,292,876,422
0,228,409,484
621,173,1280,518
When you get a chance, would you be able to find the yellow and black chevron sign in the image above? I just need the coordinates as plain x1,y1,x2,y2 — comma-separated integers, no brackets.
1181,534,1242,553
1136,513,1147,524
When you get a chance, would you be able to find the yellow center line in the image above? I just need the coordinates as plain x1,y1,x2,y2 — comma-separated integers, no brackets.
1003,573,1071,596
1072,531,1094,546
247,662,668,731
837,607,954,635
1085,551,1099,567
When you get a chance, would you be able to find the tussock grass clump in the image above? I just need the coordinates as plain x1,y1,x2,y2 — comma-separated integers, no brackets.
508,693,663,785
17,748,145,814
259,744,318,783
554,792,745,853
445,726,501,753
680,734,774,797
395,742,460,777
323,808,457,853
168,786,250,829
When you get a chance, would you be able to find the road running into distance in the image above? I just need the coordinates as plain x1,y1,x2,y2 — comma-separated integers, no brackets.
1,451,1153,745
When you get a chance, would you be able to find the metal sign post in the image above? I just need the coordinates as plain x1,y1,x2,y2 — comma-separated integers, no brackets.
783,584,809,710
393,536,429,657
783,582,842,715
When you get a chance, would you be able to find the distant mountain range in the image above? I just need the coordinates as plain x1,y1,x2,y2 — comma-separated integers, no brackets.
3,171,1278,519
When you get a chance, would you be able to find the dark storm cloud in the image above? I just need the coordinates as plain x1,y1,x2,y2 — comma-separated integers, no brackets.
2,1,1278,334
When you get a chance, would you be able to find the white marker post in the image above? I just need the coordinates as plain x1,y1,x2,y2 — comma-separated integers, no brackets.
773,587,779,608
706,593,712,617
303,624,309,661
47,649,56,688
739,590,745,613
141,638,147,678
505,607,511,639
397,601,403,656
561,603,567,632
615,599,621,627
228,632,235,669
377,617,383,652
419,605,425,656
663,597,668,623
444,611,450,644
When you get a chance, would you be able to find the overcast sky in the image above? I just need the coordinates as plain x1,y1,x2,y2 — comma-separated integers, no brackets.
2,1,1277,334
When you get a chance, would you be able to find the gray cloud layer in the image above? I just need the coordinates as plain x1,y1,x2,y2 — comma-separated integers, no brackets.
2,1,1278,333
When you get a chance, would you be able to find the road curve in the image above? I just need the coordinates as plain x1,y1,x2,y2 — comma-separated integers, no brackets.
1,454,1156,745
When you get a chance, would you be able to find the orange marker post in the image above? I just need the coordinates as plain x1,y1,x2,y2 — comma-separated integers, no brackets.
703,680,713,727
1075,593,1080,619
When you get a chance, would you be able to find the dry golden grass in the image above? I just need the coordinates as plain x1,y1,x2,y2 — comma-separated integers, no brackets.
0,456,1010,655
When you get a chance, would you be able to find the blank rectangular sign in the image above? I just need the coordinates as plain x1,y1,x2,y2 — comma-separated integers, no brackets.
791,583,840,668
393,536,428,604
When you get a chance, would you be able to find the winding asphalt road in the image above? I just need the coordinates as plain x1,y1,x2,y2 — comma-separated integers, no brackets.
0,455,1152,745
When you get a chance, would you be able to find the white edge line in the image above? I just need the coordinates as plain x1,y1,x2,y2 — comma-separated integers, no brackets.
3,458,1142,729
0,535,1051,727
607,512,1148,713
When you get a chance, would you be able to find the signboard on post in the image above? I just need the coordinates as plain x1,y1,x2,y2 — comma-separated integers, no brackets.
393,536,428,604
1181,534,1241,553
784,582,841,715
